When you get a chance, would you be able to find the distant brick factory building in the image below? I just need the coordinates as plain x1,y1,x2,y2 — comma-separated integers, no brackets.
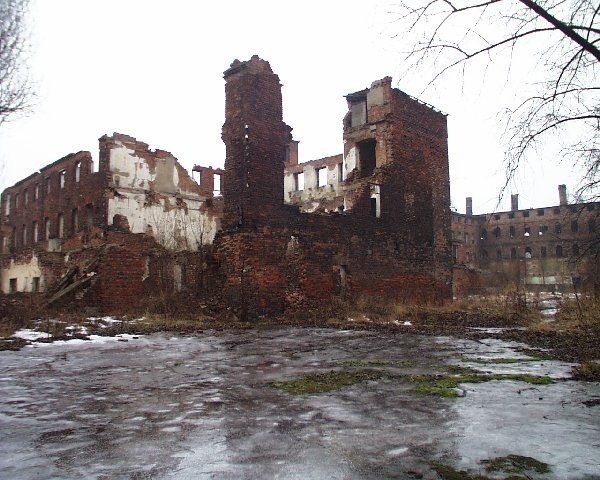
451,186,599,296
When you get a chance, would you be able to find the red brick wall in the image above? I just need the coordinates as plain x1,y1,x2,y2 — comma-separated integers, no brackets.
0,151,105,253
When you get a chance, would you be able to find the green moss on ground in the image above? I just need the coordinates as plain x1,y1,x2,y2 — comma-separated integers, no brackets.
408,365,552,397
432,454,550,479
342,359,415,368
271,369,381,395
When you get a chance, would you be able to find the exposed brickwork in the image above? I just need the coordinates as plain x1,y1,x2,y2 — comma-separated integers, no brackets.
451,193,599,294
216,58,452,318
221,56,291,230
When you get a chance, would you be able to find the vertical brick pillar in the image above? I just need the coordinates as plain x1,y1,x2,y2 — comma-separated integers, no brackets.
221,56,290,230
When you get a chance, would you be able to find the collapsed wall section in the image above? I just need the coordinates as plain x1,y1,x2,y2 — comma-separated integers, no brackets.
99,133,221,250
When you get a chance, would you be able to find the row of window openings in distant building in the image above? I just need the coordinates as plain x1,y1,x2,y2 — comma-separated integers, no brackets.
456,204,596,222
461,244,580,262
3,161,88,215
459,220,596,241
293,164,344,191
4,208,94,251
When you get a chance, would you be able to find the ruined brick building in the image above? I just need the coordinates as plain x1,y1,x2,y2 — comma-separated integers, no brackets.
451,187,599,296
16,54,594,315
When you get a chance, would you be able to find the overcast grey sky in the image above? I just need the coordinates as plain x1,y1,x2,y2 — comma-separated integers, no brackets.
0,0,586,214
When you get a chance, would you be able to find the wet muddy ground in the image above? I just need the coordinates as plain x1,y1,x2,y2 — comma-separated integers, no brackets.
0,328,598,479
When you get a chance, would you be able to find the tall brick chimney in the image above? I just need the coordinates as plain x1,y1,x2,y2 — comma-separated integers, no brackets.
466,197,473,216
285,140,299,166
558,184,568,206
221,56,291,230
511,194,519,211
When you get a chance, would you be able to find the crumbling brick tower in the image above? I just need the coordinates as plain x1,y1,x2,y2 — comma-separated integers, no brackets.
221,56,290,229
343,77,452,300
217,56,293,319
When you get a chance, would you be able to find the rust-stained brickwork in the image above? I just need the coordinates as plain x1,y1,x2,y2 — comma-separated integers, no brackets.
216,56,452,319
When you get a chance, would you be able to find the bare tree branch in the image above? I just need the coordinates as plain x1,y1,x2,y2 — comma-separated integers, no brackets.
0,0,32,125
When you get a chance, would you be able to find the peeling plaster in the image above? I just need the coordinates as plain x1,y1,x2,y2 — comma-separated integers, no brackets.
1,254,44,293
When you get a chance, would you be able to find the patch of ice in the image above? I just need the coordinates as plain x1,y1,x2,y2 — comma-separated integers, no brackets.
387,447,409,456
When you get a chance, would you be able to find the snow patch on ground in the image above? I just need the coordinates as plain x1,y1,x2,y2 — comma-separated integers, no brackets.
12,329,50,341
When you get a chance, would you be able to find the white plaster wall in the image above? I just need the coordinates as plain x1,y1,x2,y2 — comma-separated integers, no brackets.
107,141,218,250
284,163,345,206
345,147,357,173
110,144,154,191
1,254,44,293
107,196,219,250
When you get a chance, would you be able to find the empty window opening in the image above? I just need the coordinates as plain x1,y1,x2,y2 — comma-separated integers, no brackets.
4,193,9,215
571,220,578,232
75,161,81,182
192,169,202,184
350,100,367,127
553,207,560,214
358,139,376,177
493,227,501,238
72,209,79,234
508,212,515,219
539,225,548,235
370,183,381,218
494,214,501,220
510,247,517,259
555,223,562,234
213,173,222,196
556,245,563,257
24,189,28,204
523,210,530,217
32,277,40,293
9,278,17,294
33,221,38,243
480,229,487,240
496,249,502,260
45,177,51,194
572,244,580,256
589,219,596,233
34,184,39,200
294,171,304,191
509,226,515,238
14,193,19,210
174,264,183,292
60,170,66,189
337,162,344,182
537,209,545,216
524,226,531,237
22,224,27,246
86,204,94,228
524,247,532,259
541,246,547,258
317,167,328,187
58,214,64,238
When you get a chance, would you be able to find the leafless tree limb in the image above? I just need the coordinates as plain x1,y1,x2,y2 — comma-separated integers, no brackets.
0,0,32,126
392,0,599,207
